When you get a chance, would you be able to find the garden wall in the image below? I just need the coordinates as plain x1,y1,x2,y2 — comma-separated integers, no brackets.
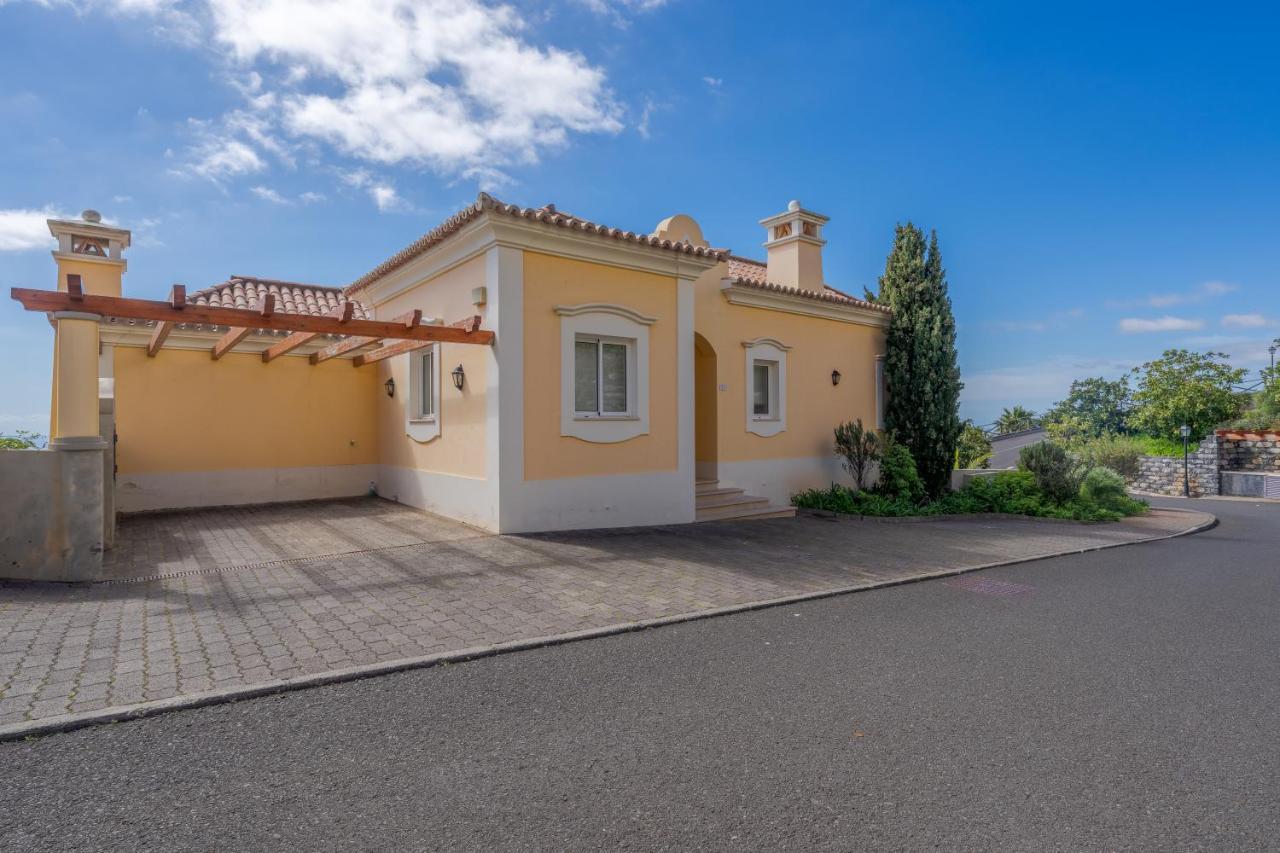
1130,435,1220,497
1217,431,1280,473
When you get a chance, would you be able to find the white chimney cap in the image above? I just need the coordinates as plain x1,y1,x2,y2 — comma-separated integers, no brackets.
787,200,800,212
81,209,102,223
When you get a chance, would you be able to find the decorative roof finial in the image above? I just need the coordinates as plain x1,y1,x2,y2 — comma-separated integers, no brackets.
787,200,800,212
81,209,102,224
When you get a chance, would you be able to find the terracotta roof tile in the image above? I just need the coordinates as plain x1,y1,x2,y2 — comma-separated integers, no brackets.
724,256,889,313
346,193,728,294
188,276,371,319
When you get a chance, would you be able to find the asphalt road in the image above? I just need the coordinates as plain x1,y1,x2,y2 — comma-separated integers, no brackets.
2,497,1278,852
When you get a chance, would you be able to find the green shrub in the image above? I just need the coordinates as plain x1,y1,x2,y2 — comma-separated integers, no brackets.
793,469,1147,522
1018,440,1088,503
791,484,919,517
1129,434,1186,457
0,430,45,450
1075,434,1143,479
875,438,925,504
833,419,882,491
1080,466,1129,509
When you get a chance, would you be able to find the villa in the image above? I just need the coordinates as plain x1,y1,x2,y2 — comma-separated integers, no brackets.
14,195,889,579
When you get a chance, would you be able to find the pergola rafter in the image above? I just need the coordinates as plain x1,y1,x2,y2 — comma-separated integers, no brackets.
11,287,495,363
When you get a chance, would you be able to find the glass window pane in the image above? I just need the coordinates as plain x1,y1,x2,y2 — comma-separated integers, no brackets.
575,340,598,412
420,351,434,416
601,342,628,413
753,362,770,415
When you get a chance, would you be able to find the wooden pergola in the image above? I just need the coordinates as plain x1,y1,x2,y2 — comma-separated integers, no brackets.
12,275,494,364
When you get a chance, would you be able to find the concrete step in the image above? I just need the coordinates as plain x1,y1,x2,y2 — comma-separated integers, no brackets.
696,503,797,522
695,479,723,494
695,485,747,503
695,490,758,510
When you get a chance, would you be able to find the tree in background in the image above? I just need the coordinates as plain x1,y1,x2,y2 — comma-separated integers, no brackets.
955,422,993,469
994,405,1039,435
1042,376,1133,441
878,225,962,497
1129,349,1247,441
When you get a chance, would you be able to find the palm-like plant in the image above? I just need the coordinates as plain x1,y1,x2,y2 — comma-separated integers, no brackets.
995,405,1039,435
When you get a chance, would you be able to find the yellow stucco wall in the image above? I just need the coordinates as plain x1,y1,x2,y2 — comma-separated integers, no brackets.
694,266,885,463
56,258,124,297
523,251,679,480
113,346,378,474
372,254,488,479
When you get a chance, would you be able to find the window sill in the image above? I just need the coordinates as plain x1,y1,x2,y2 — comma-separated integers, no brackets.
409,416,437,425
574,414,639,422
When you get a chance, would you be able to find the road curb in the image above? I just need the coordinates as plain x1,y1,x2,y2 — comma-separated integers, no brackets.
0,508,1216,744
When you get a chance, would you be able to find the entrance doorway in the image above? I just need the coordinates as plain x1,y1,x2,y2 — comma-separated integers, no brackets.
694,333,717,482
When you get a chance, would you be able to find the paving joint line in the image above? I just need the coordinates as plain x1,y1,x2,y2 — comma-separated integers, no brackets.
100,536,489,585
0,508,1215,743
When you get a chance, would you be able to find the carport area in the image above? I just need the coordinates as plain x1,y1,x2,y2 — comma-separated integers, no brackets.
0,497,1202,731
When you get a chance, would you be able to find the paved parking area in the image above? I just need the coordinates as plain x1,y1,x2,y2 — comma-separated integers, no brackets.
0,498,1202,730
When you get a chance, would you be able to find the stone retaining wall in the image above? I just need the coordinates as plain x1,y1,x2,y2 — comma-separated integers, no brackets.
1131,435,1220,497
1217,431,1280,473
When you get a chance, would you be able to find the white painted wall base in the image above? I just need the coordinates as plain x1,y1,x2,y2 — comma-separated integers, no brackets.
715,455,851,506
116,464,378,513
501,469,695,533
375,464,498,531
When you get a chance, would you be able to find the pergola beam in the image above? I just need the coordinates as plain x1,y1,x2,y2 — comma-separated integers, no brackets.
212,294,275,360
309,309,424,365
351,315,484,368
10,289,494,346
261,300,356,363
146,284,185,357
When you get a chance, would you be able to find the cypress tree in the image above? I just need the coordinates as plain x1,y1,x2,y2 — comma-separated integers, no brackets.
877,224,963,497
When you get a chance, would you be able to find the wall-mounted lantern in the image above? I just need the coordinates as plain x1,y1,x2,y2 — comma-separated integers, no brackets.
384,378,396,398
451,364,466,391
831,369,842,386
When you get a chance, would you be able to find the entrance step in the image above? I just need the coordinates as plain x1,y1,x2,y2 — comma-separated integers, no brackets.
696,502,797,522
695,479,795,521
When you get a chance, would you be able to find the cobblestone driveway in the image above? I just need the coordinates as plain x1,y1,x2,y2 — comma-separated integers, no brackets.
0,499,1198,728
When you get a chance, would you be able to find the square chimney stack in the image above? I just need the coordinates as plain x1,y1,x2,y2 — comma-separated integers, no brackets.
760,200,828,291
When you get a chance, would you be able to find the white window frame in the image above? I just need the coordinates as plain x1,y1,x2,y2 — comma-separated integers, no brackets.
573,334,636,420
406,343,442,443
751,358,780,421
742,337,789,437
556,303,653,444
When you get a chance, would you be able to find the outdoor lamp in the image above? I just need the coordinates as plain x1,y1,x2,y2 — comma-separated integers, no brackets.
831,369,842,386
451,364,466,391
384,378,395,398
1180,424,1191,498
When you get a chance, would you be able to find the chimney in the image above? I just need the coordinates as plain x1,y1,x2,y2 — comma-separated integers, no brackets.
760,200,828,291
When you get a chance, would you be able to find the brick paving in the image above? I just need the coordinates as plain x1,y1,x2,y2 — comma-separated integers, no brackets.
0,499,1199,727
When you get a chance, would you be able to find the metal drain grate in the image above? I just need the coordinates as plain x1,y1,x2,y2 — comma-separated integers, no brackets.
944,575,1035,597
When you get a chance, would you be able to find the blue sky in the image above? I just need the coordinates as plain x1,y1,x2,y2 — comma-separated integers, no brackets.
2,0,1278,433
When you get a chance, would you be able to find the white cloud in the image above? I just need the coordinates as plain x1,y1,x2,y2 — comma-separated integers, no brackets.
187,0,620,182
369,183,402,212
573,0,670,25
1119,316,1205,334
702,76,723,89
341,168,407,212
1222,313,1269,328
250,185,289,204
0,207,66,251
1110,280,1239,310
637,96,658,139
22,0,627,184
298,191,326,204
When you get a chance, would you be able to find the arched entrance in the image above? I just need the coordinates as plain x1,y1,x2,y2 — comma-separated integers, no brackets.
694,333,718,482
